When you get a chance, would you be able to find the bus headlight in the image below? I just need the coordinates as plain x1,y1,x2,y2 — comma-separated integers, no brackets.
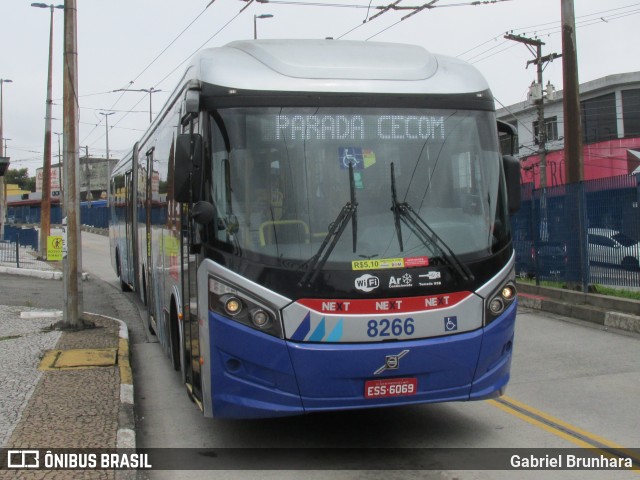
250,308,271,329
485,282,516,325
489,297,505,315
222,295,243,316
209,276,283,338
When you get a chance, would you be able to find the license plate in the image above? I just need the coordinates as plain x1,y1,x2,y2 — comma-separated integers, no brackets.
364,377,418,399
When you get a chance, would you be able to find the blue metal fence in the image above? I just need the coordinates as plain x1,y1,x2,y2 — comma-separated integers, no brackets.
6,203,108,230
512,174,640,289
3,225,39,250
80,204,109,229
7,204,63,225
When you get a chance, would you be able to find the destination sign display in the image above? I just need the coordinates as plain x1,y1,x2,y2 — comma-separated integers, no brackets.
266,114,446,141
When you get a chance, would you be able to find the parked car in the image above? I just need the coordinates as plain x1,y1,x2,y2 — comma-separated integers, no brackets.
515,239,567,279
588,228,640,271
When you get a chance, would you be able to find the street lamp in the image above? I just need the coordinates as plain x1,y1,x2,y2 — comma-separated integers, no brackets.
99,111,115,160
254,14,274,39
32,2,64,259
0,79,12,156
0,78,13,241
54,132,63,214
113,87,162,123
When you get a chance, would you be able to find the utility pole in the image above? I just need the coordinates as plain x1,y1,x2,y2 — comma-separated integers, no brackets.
63,0,83,328
32,3,65,260
99,111,114,197
561,0,584,183
54,131,64,217
0,78,13,241
505,33,561,189
84,146,91,207
112,87,162,123
561,0,587,292
99,111,114,161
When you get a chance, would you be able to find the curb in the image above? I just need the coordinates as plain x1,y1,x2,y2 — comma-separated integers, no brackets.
0,265,62,279
0,266,90,281
84,312,136,450
517,283,640,334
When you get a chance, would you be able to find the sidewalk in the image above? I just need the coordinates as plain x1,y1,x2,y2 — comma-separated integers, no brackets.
0,256,135,479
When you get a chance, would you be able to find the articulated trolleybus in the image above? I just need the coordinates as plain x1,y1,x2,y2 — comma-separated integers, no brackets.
110,39,521,419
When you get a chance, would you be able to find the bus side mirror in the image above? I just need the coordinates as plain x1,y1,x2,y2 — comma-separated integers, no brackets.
503,155,521,215
192,201,215,225
174,133,203,203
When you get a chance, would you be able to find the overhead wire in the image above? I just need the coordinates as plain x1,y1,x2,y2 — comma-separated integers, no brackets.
460,2,640,64
81,1,221,151
336,0,512,41
79,0,640,160
153,6,247,89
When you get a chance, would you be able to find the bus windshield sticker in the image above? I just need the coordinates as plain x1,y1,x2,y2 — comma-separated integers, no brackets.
405,256,429,267
352,258,404,271
351,256,429,271
354,273,380,293
339,147,364,170
418,270,442,287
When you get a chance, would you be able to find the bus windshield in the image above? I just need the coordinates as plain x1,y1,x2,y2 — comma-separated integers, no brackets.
207,107,510,268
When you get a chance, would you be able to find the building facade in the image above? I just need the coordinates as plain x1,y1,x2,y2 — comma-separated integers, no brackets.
35,156,117,202
497,71,640,187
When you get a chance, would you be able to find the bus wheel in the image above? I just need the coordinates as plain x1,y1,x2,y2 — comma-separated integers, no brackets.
116,250,131,292
142,271,148,306
169,301,181,372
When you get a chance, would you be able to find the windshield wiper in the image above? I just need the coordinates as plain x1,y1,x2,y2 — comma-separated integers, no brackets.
299,162,358,287
389,162,474,283
390,162,404,252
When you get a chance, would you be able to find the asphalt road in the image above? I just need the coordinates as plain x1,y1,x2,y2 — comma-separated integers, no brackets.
67,232,640,479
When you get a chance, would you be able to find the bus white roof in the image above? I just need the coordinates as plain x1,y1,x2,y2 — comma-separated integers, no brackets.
187,39,490,95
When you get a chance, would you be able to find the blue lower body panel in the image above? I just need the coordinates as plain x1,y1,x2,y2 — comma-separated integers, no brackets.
208,302,516,419
209,312,304,419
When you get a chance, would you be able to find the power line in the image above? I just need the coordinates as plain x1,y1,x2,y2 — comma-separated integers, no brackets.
337,0,511,40
82,2,252,154
80,2,219,148
460,3,640,64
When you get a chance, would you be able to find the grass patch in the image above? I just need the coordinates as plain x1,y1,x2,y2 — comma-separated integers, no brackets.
517,278,640,301
592,285,640,301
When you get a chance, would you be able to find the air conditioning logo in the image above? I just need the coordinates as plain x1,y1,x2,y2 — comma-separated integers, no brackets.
355,274,379,292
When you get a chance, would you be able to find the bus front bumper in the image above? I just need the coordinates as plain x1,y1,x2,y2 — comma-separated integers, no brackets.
205,302,516,419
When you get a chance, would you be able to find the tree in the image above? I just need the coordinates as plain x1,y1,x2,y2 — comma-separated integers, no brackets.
5,168,36,192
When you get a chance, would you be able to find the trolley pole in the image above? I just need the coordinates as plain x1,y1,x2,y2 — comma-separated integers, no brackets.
62,0,83,327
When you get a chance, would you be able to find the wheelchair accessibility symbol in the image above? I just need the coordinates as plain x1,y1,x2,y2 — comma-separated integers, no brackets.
444,316,458,332
338,147,363,169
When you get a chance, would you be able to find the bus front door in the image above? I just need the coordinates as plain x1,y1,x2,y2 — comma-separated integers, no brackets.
180,203,203,403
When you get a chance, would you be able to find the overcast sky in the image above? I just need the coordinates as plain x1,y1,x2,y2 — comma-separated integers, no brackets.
1,0,638,175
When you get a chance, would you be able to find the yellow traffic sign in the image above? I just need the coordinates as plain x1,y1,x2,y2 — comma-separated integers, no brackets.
47,235,64,261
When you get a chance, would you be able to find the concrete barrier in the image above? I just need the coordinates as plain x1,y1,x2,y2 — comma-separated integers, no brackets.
517,282,640,334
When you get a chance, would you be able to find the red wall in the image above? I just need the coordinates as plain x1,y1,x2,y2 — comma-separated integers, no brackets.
520,138,640,187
